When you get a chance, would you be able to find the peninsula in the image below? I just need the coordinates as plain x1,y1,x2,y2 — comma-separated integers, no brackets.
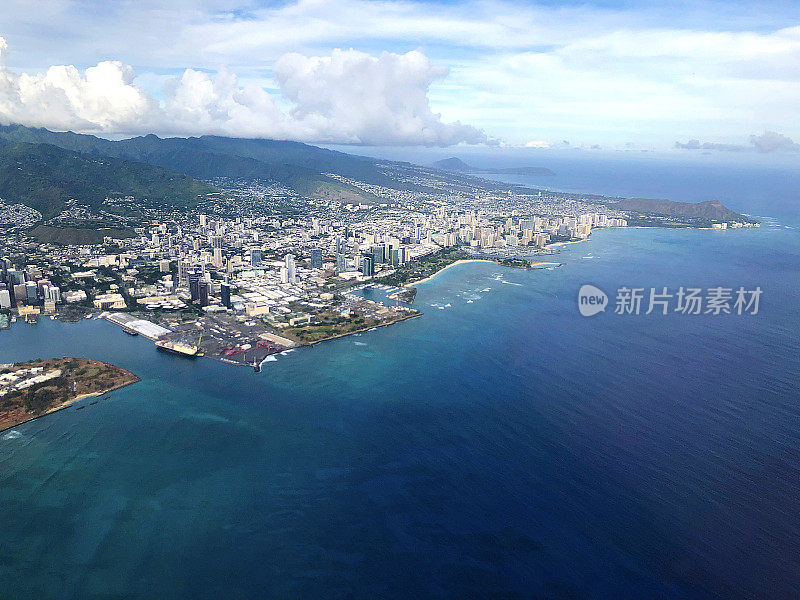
0,357,139,431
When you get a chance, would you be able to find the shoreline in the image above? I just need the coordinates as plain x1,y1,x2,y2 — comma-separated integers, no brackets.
3,255,563,374
405,258,561,288
205,312,423,368
284,312,422,349
0,374,140,434
545,238,590,249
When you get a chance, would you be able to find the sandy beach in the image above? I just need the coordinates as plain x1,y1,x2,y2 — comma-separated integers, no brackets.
406,258,561,287
545,238,590,249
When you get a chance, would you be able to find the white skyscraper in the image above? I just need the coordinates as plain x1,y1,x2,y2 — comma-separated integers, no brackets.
285,254,296,284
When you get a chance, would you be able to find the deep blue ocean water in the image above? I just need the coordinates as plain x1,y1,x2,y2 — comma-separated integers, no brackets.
1,160,799,599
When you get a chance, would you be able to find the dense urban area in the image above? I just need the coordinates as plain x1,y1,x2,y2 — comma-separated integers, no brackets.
0,144,758,368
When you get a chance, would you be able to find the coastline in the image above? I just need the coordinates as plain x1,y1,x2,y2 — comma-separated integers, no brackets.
405,258,561,288
3,254,566,374
208,312,423,368
0,369,140,434
295,312,422,347
545,238,589,249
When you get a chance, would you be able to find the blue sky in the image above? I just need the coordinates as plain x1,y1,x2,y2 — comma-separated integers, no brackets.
0,0,799,151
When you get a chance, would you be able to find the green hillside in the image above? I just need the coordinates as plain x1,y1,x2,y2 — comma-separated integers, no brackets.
0,125,399,201
0,141,215,218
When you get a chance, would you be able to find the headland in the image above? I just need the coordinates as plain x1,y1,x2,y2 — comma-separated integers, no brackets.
0,357,139,432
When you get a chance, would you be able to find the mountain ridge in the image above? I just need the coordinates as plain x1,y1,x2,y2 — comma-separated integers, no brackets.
0,125,395,202
614,198,746,221
0,140,215,218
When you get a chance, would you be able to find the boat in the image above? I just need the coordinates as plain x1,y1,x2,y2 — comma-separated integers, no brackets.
155,339,200,357
122,327,139,336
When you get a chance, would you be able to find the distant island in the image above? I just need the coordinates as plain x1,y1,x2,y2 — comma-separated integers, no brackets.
433,157,556,176
0,357,139,431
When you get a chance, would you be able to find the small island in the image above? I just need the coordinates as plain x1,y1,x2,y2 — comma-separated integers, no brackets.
0,357,139,432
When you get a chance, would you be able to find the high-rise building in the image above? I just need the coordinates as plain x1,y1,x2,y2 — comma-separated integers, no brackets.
251,249,262,266
370,245,385,264
220,282,232,308
178,260,189,286
8,270,25,286
43,285,61,303
0,289,10,309
285,254,296,284
361,254,374,277
310,248,323,269
189,274,200,301
213,247,224,268
336,253,347,273
13,283,26,304
198,281,210,307
25,281,38,303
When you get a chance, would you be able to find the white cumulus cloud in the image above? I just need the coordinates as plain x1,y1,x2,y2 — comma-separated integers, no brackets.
0,38,487,145
273,50,486,145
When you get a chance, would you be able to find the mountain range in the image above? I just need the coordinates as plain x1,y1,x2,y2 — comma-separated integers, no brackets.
0,140,214,218
0,125,751,226
0,125,428,216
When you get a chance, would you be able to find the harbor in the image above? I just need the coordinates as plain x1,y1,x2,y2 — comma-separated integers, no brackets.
102,311,298,369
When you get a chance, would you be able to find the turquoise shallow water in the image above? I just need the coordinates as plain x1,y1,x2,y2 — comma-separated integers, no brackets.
1,221,799,599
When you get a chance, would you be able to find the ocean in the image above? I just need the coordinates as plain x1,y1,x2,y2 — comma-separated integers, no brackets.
1,158,799,599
